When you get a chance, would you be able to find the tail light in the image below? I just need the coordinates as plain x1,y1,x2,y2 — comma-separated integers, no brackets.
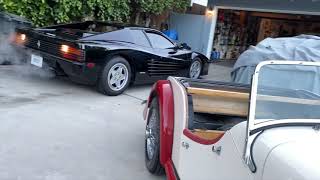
20,34,26,41
60,44,84,62
12,33,27,45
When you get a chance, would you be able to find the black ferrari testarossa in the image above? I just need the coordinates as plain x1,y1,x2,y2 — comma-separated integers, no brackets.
13,21,209,95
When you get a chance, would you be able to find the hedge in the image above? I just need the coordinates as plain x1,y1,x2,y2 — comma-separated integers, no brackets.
0,0,131,26
0,0,190,27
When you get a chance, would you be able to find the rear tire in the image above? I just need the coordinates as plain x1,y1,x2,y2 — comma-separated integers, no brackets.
145,98,165,175
97,56,131,96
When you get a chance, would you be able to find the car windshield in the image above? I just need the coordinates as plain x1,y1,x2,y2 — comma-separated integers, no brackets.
255,64,320,121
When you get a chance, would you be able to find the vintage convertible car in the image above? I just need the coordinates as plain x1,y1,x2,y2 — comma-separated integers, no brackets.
143,60,320,180
12,21,209,96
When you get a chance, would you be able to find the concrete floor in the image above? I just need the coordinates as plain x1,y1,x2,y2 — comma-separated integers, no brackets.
0,63,233,180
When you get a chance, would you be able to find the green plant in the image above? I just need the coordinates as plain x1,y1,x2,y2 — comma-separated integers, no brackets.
52,0,83,24
132,0,190,26
1,0,53,26
0,0,131,26
86,0,130,22
0,0,189,27
0,1,4,11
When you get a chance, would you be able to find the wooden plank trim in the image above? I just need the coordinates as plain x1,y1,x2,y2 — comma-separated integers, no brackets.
193,105,248,117
187,87,249,101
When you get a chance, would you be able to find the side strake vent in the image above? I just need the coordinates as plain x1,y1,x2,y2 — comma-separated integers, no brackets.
147,59,186,76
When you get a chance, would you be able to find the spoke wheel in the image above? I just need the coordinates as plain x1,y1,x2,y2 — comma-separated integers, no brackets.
145,98,164,175
189,59,202,79
146,109,157,160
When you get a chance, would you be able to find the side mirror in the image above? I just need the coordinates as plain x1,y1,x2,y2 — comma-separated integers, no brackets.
179,43,191,50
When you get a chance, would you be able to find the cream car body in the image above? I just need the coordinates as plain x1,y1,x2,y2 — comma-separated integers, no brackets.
169,61,320,180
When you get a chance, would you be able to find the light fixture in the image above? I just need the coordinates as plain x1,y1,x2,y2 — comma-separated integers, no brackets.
206,6,215,16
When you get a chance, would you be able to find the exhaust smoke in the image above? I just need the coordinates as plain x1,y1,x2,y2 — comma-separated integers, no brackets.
0,36,24,65
0,27,55,78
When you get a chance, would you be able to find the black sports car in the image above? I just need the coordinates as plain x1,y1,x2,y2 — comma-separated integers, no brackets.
13,21,209,95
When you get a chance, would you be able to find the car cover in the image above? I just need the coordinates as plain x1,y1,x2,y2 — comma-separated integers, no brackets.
231,35,320,84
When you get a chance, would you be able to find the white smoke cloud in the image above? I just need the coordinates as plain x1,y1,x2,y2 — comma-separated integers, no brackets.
0,18,25,65
0,24,55,78
0,37,24,65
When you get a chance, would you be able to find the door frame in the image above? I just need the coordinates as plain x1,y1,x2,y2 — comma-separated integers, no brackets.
208,5,320,60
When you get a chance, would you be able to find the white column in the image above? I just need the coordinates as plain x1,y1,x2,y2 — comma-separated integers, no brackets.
206,7,218,58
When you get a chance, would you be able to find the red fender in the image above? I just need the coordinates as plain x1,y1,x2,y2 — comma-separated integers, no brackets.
146,80,176,180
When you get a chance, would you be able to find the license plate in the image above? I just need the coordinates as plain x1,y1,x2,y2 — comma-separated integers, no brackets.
31,54,43,67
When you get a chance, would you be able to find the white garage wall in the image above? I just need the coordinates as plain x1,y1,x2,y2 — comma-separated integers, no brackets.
169,11,217,58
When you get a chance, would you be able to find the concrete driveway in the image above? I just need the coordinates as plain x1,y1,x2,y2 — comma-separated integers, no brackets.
0,63,232,180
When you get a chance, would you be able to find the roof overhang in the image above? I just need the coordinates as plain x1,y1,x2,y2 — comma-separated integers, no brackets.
191,0,208,7
208,0,320,15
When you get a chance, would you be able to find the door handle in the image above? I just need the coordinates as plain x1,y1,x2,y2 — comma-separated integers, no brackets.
168,50,177,54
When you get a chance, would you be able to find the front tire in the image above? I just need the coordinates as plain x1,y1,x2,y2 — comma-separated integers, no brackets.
189,58,202,79
145,98,164,175
97,56,131,96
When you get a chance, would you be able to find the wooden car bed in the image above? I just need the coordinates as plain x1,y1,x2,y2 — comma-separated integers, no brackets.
186,86,250,141
187,87,249,117
185,84,320,141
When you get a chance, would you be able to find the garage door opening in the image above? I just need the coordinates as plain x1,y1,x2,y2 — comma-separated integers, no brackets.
211,9,320,61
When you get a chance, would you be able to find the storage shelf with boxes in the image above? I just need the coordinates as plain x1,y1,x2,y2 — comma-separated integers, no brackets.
211,9,320,61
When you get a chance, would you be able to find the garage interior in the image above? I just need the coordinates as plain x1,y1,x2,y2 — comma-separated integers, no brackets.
211,9,320,61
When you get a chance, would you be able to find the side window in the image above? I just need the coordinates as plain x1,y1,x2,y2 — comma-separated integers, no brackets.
131,30,151,47
146,32,175,49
